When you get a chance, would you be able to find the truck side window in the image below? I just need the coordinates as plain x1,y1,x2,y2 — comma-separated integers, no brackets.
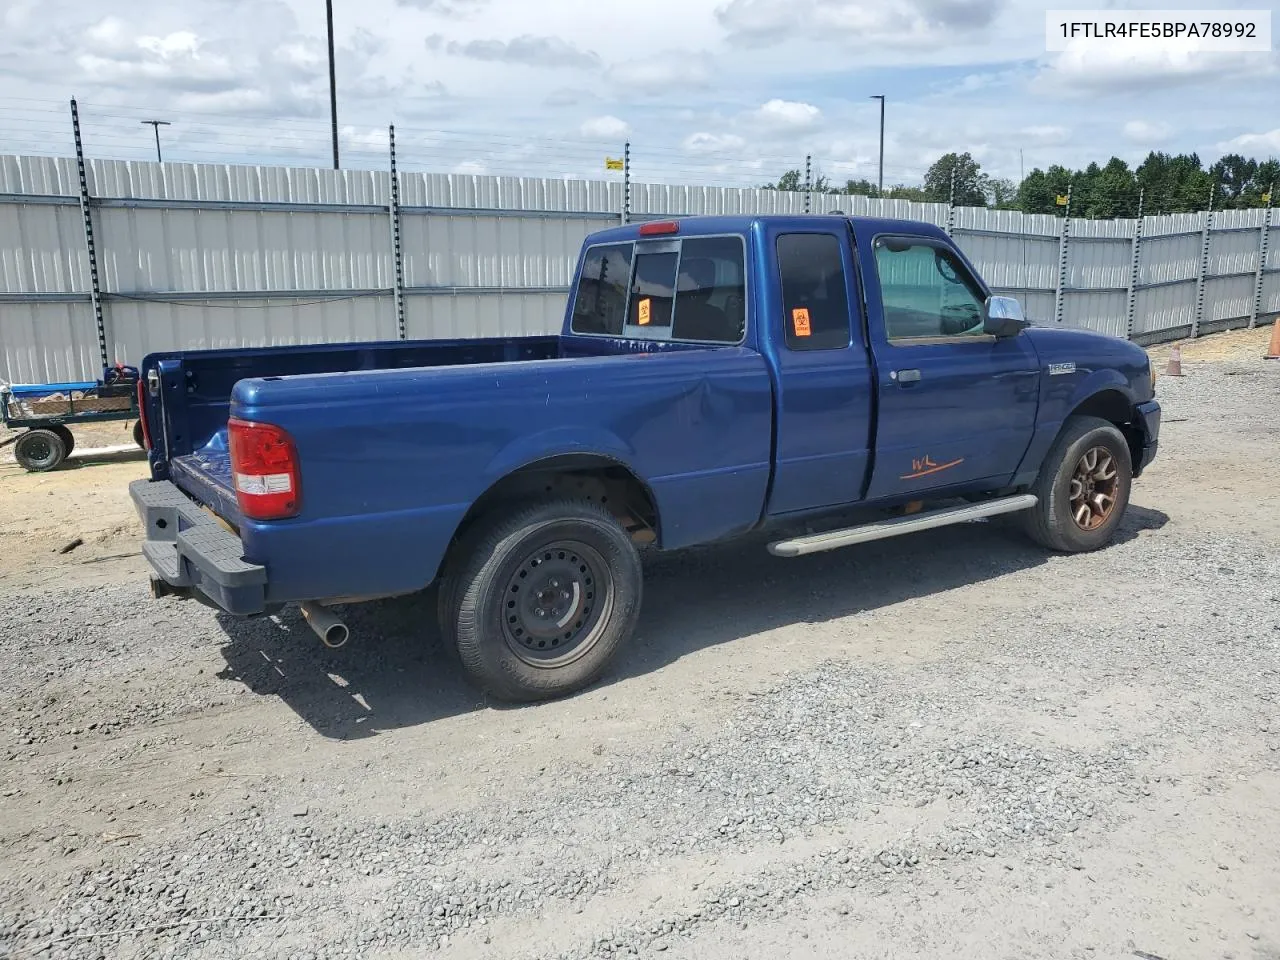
777,233,851,351
571,242,633,336
873,239,986,341
671,237,746,344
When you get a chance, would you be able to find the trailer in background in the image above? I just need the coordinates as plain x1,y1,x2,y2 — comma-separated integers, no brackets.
2,365,145,471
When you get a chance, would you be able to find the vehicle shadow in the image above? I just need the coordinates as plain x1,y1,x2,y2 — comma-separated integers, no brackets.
214,503,1169,740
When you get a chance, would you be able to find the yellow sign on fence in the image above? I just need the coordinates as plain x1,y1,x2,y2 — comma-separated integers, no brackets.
605,157,624,171
1055,194,1068,206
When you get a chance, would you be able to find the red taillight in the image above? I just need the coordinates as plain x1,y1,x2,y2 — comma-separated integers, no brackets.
228,418,301,520
639,220,680,236
135,378,152,451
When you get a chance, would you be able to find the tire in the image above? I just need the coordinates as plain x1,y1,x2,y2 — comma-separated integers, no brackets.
1021,415,1132,553
49,424,75,457
14,428,67,472
133,419,145,450
438,498,643,703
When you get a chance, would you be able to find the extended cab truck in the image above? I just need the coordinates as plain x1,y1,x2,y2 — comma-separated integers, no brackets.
131,214,1160,702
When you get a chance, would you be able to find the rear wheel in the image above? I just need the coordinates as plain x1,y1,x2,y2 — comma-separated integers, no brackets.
439,498,643,702
133,419,145,450
1021,415,1132,552
14,429,67,472
49,424,75,457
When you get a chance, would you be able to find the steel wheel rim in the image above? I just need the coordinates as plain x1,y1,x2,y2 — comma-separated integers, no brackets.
23,436,55,466
501,539,614,669
1069,445,1119,531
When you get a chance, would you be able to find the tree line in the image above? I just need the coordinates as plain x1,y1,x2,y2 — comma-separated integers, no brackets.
763,151,1279,218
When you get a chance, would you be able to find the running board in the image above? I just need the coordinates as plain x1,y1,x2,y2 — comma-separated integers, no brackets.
767,494,1039,558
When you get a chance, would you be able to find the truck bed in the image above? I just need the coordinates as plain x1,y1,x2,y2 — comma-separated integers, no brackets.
147,335,564,524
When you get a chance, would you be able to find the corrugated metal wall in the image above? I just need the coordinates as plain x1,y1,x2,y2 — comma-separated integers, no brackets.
1,153,1277,384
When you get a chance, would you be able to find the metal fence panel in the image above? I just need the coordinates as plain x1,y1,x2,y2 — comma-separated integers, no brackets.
0,202,89,294
1261,273,1280,316
1208,228,1262,277
1139,233,1202,285
1062,290,1129,337
1066,237,1131,290
94,206,392,294
403,290,564,341
0,301,100,384
951,231,1059,292
400,212,597,288
1202,274,1256,322
104,296,396,362
1133,282,1197,336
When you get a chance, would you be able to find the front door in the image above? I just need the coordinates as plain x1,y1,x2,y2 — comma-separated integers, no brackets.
858,230,1040,502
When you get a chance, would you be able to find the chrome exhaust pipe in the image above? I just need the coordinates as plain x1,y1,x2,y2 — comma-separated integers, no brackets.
300,601,349,649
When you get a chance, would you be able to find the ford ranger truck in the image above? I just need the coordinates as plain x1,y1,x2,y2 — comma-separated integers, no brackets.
130,215,1161,702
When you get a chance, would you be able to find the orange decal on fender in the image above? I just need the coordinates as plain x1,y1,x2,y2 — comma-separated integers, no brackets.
900,455,965,480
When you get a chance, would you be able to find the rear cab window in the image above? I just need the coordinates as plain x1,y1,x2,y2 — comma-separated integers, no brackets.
776,233,852,351
569,233,746,345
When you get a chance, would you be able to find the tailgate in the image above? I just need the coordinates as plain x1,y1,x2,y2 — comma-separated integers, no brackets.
168,432,242,528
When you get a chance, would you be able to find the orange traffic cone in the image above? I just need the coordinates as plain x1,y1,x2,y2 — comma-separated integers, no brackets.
1165,343,1184,376
1266,321,1280,360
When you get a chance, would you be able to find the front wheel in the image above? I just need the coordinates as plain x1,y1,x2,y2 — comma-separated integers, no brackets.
439,498,643,703
1021,415,1132,552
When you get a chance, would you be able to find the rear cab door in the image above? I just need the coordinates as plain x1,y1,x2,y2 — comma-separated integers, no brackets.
757,217,875,516
851,221,1041,501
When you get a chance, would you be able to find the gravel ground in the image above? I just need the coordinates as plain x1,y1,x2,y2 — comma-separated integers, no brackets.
1,342,1278,960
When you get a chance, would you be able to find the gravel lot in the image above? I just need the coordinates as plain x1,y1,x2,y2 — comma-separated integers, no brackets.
2,329,1279,960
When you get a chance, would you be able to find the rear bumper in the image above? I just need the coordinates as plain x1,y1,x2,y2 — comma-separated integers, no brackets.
1134,399,1161,476
130,478,268,615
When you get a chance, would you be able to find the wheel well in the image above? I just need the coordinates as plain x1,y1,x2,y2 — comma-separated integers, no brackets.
1069,389,1143,467
450,455,661,554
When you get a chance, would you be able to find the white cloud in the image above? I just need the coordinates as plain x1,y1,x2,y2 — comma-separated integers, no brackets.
683,132,747,154
717,0,1002,49
753,99,821,130
1020,125,1069,146
1123,120,1172,145
604,54,709,93
1034,43,1275,95
425,33,600,69
579,115,630,139
1219,129,1280,154
396,0,489,13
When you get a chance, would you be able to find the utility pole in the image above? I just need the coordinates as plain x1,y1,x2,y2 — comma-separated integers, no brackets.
326,0,340,169
140,120,170,163
870,95,885,197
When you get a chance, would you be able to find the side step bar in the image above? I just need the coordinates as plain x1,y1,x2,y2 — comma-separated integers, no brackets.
768,494,1038,558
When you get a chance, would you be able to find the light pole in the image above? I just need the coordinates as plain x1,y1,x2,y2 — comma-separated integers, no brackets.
326,0,339,169
870,95,885,197
140,120,170,163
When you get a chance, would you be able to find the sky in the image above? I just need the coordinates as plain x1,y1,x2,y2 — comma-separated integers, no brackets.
0,0,1277,188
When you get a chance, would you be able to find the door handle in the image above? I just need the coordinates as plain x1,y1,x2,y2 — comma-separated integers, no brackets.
895,369,921,383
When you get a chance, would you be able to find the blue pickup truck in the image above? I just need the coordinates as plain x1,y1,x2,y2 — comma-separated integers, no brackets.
131,214,1160,701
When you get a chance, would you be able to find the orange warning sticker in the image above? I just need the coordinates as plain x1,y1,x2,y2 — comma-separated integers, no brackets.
638,297,651,325
792,307,811,337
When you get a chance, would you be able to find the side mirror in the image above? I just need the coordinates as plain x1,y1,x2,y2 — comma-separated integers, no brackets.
983,295,1030,338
